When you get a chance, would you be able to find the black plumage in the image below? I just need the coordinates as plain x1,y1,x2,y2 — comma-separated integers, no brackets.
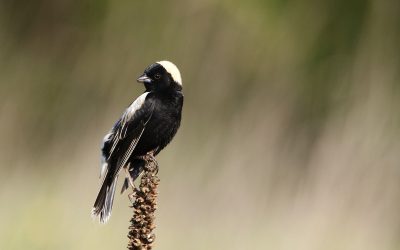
92,61,183,223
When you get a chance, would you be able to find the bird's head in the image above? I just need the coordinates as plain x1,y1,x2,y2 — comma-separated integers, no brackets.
137,60,182,92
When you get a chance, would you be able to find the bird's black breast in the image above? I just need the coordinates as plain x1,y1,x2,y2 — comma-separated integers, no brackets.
133,91,183,156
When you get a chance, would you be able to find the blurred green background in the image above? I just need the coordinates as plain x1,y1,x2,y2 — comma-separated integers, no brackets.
1,0,400,249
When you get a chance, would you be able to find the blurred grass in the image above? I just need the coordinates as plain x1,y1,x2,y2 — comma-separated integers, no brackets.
1,0,400,249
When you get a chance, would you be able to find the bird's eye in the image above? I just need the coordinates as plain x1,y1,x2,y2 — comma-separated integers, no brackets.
154,73,161,79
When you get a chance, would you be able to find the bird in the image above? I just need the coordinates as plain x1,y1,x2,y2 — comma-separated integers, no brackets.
92,60,183,223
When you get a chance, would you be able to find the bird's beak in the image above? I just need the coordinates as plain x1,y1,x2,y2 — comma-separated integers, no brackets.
137,74,152,84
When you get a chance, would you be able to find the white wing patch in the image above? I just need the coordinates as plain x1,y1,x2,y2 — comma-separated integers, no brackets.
100,92,149,176
100,162,108,178
126,92,149,119
100,132,113,178
157,60,182,86
109,92,149,157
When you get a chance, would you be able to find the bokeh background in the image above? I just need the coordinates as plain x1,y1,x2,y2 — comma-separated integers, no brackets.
1,0,400,249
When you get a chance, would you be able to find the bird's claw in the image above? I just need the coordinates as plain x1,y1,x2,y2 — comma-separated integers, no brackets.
128,192,137,202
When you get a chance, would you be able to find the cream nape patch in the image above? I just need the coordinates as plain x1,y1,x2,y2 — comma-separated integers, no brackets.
157,60,182,86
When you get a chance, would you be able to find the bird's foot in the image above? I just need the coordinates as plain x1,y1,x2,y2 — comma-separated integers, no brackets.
128,191,137,203
144,152,158,173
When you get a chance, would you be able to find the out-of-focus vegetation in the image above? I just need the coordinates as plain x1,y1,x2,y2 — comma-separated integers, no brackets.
1,0,400,249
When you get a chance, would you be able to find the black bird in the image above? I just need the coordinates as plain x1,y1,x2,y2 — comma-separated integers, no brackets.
92,61,183,223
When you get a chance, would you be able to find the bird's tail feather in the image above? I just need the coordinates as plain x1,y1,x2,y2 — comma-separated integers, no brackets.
91,174,118,223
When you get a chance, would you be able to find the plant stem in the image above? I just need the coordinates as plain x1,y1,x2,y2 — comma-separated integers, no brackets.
127,157,159,250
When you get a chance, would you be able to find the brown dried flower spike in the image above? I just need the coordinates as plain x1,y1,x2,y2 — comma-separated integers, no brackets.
127,155,160,250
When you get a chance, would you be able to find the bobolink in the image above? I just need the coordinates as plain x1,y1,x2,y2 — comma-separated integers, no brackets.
92,61,183,223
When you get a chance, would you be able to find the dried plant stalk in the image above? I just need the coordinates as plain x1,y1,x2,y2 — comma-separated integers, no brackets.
127,156,159,250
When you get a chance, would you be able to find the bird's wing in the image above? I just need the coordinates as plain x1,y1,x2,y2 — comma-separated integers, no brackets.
100,92,155,179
